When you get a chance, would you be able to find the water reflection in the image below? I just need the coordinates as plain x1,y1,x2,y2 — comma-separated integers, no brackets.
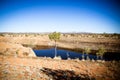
34,48,97,60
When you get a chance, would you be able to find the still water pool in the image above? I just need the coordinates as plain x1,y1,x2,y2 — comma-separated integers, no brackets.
34,48,97,60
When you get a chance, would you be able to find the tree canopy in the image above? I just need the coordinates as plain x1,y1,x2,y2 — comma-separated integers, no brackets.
84,47,91,54
48,32,61,42
97,47,106,56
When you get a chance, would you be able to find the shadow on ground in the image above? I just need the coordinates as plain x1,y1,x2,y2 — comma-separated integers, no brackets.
41,67,95,80
105,61,120,80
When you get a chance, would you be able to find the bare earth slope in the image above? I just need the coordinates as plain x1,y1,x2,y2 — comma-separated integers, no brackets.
0,42,36,57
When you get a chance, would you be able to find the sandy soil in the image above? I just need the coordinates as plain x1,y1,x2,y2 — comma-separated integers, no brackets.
0,56,120,80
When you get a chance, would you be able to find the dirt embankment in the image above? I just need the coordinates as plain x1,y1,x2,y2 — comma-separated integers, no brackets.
0,42,36,57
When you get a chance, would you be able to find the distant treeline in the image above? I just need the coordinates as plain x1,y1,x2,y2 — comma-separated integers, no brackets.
0,32,120,39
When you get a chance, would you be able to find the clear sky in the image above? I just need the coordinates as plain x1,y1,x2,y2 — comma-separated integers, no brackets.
0,0,120,33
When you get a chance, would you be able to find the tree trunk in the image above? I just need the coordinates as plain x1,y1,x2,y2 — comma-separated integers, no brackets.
86,53,89,60
82,53,84,60
100,56,103,60
54,41,57,57
97,55,99,60
67,52,69,59
87,55,89,60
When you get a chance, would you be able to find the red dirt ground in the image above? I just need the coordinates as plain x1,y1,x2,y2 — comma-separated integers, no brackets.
0,56,120,80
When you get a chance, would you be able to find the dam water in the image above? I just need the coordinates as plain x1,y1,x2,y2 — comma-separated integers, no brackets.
34,48,97,60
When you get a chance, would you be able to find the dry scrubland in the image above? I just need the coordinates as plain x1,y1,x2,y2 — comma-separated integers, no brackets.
0,33,120,80
0,33,120,52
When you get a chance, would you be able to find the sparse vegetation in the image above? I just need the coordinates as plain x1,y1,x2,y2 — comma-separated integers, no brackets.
0,32,120,80
23,52,29,56
96,47,106,60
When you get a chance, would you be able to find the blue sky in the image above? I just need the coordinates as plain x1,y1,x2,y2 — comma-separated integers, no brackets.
0,0,120,33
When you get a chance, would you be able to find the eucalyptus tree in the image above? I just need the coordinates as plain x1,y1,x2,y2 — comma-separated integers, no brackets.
97,47,106,60
84,47,91,60
48,32,61,57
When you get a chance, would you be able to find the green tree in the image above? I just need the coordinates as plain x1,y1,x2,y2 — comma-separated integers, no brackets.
48,32,61,57
97,47,106,60
84,47,91,60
